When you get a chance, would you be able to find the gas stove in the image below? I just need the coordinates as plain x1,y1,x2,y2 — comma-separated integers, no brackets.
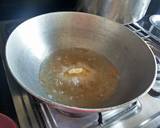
0,17,160,128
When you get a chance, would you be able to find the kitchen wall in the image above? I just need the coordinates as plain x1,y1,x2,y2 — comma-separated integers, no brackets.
0,0,77,20
146,0,160,16
0,0,159,21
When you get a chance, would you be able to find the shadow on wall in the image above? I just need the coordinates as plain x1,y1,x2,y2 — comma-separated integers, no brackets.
0,0,77,20
145,0,160,16
0,0,160,20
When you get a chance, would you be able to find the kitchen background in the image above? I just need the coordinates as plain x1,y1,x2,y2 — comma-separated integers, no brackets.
0,0,158,20
0,0,160,126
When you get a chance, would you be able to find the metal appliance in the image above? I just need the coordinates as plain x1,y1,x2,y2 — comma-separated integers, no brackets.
5,12,156,114
1,15,160,128
76,0,151,24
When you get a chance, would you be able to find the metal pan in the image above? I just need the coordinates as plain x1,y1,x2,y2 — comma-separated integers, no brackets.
5,12,156,114
76,0,151,24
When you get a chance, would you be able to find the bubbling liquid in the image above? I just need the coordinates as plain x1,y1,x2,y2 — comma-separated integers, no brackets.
39,48,119,108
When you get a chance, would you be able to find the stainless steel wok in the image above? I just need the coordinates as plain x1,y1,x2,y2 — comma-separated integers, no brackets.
6,12,156,114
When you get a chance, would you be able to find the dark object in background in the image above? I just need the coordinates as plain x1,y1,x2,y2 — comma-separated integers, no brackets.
146,0,160,16
0,0,159,21
0,113,17,128
0,56,17,122
0,0,77,20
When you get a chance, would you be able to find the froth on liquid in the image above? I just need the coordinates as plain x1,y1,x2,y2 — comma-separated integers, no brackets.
39,48,119,108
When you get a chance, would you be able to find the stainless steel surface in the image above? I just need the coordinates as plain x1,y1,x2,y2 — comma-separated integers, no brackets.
5,12,156,113
76,0,151,24
108,94,160,128
136,111,160,128
38,101,141,128
126,21,160,94
146,42,160,93
42,94,160,128
38,21,160,127
40,104,58,128
149,15,160,38
37,19,160,127
150,15,160,30
1,15,160,128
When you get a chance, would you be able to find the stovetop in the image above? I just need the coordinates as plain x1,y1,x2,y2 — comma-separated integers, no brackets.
1,18,160,128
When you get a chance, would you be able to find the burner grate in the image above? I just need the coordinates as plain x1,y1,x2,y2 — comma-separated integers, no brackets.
38,101,141,128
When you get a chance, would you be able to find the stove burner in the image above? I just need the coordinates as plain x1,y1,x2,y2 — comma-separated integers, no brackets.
54,109,89,118
39,100,141,128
